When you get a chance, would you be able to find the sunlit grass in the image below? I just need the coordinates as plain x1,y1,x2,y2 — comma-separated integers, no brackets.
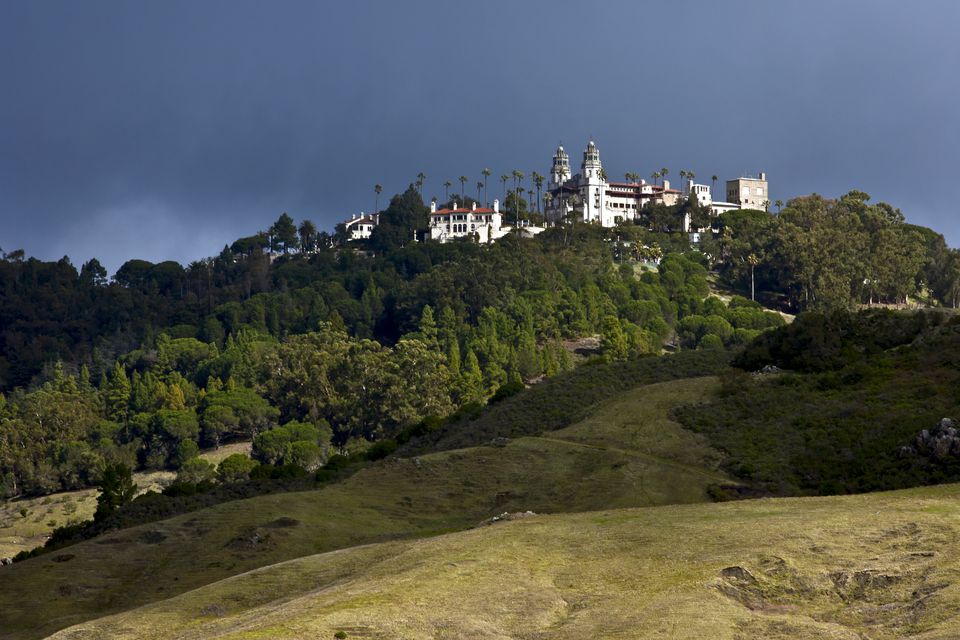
49,485,960,640
0,377,727,639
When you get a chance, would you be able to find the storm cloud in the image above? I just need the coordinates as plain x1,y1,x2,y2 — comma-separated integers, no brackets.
2,0,958,273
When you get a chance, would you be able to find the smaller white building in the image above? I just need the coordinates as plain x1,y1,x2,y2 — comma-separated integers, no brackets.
429,199,511,244
342,213,379,241
710,201,741,216
684,180,713,208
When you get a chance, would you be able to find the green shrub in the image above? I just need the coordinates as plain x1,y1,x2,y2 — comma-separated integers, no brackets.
490,379,524,403
323,454,350,471
367,439,398,461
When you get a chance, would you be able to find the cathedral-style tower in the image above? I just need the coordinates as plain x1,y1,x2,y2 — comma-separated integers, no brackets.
581,139,602,179
580,140,605,223
550,145,571,188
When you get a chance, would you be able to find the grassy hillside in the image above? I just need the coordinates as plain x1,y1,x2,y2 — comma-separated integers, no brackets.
0,445,252,559
411,348,731,453
0,377,728,639
49,483,960,640
677,313,960,495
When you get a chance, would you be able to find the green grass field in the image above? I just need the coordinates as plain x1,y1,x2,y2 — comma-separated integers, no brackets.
0,377,728,639
47,483,960,639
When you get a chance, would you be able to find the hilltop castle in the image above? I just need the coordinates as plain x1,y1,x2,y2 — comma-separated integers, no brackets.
544,140,769,229
342,139,770,242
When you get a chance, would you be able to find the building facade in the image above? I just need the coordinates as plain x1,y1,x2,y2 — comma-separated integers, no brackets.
342,213,379,241
544,141,682,227
543,140,771,227
726,173,769,210
429,199,510,244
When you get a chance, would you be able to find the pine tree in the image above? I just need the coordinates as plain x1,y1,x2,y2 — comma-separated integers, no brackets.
460,349,484,403
542,342,559,377
102,362,131,422
269,213,299,253
601,316,630,361
446,337,461,375
78,365,93,394
94,463,138,520
416,305,439,351
165,384,186,410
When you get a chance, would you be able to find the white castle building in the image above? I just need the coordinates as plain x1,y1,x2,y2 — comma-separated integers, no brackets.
544,140,769,229
428,198,513,244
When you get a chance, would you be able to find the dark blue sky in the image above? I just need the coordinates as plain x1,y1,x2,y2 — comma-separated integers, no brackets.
2,0,959,274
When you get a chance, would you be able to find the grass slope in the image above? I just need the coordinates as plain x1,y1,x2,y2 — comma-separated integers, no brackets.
50,483,960,640
677,318,960,495
0,445,253,559
0,377,727,639
411,349,730,453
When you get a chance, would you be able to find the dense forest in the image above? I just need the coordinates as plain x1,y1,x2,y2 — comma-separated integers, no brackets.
0,185,955,504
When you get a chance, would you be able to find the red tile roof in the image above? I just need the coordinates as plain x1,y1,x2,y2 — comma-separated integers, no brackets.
431,207,498,215
343,216,377,226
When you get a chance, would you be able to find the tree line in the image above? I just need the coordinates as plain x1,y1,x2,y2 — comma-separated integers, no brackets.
2,184,942,499
0,211,785,498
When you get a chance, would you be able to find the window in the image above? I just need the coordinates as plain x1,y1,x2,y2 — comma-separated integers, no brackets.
755,187,763,196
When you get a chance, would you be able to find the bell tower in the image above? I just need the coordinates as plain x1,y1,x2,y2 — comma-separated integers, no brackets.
550,144,571,188
581,140,602,179
581,140,604,223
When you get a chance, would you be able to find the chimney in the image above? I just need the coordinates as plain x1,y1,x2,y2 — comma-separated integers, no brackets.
759,171,767,181
493,198,499,213
663,180,670,191
430,200,437,213
472,201,477,211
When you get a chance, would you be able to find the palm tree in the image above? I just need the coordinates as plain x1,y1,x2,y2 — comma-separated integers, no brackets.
482,168,492,205
569,193,581,217
747,253,760,301
476,181,483,203
679,169,688,190
512,170,525,225
443,180,452,203
374,183,382,214
500,174,509,204
660,167,669,188
651,170,661,186
532,172,544,213
711,175,718,192
544,192,553,218
458,175,468,201
416,172,426,195
774,199,784,212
